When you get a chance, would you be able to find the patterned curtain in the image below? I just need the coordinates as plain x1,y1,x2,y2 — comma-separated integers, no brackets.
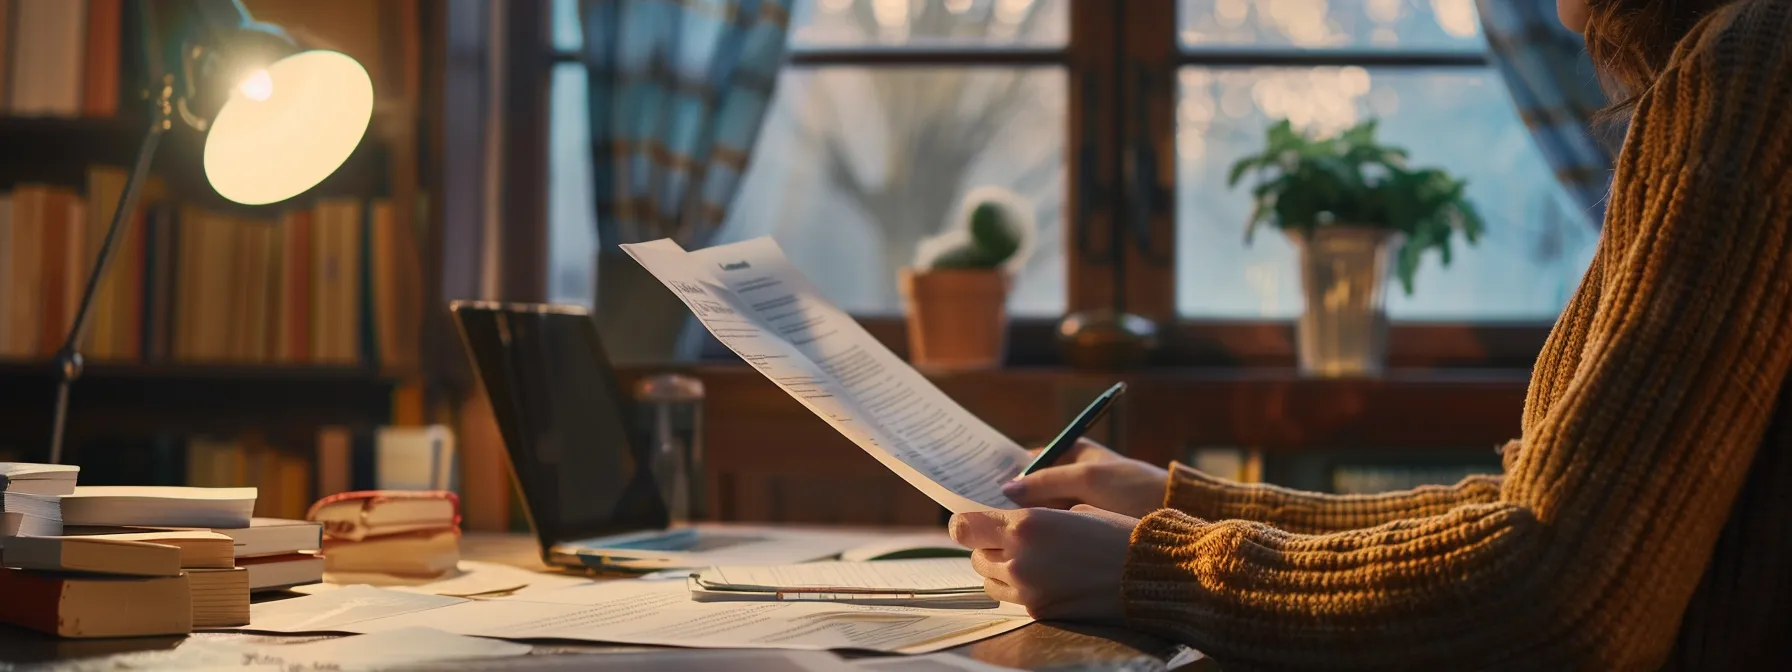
1475,0,1616,225
579,0,794,249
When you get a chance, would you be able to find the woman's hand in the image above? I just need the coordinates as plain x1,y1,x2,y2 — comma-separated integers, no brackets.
949,505,1139,621
1001,439,1168,518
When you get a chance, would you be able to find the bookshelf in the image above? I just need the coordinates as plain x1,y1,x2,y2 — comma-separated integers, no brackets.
0,0,429,516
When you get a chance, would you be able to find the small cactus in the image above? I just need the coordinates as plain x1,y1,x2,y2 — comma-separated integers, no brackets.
915,187,1033,272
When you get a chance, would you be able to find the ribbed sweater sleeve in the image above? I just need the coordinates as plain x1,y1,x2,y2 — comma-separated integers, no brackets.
1160,461,1503,535
1121,4,1792,670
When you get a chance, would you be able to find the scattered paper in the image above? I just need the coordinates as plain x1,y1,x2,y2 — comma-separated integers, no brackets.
294,561,594,598
855,653,1026,672
49,628,527,670
248,585,467,632
622,238,1030,513
244,580,1032,655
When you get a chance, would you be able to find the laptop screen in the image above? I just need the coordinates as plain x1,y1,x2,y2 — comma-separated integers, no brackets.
450,302,669,552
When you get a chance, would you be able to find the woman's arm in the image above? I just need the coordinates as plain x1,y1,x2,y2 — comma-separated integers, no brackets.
1123,8,1792,668
1159,461,1504,535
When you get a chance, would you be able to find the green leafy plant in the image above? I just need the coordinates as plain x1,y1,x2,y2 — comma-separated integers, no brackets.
915,187,1033,271
1226,119,1485,294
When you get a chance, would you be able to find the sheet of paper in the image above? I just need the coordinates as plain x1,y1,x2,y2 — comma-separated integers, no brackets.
255,579,1031,655
621,238,1029,513
247,585,468,632
294,561,596,598
699,558,983,593
838,531,967,562
855,653,1026,672
65,628,527,671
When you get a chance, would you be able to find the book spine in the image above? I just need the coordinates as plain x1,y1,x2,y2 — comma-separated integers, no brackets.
0,194,11,357
0,570,66,637
80,0,119,117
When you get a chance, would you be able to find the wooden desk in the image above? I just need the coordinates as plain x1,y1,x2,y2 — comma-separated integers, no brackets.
0,534,1213,671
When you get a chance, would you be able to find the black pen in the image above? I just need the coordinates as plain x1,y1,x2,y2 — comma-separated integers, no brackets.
1018,382,1127,477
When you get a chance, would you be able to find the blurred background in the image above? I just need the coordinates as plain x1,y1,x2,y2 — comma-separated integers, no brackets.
0,0,1607,531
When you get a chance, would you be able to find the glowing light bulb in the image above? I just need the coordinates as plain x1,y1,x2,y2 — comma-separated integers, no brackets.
239,69,274,101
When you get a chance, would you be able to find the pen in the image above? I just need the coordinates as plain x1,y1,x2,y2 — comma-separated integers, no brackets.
1018,382,1126,477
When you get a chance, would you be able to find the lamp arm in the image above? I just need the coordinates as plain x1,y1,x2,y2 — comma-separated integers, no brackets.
46,89,174,465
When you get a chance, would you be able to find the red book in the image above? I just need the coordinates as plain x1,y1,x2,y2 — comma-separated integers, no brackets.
0,568,191,638
283,210,312,362
81,0,120,117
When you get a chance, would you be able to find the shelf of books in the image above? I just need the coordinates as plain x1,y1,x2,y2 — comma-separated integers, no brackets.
0,0,430,520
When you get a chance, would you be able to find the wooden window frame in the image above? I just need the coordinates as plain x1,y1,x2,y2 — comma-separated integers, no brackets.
511,0,1554,372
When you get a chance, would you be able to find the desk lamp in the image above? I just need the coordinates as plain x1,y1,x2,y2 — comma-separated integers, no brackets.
46,0,374,464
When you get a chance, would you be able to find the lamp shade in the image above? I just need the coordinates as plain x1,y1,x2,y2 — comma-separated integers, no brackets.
203,49,373,205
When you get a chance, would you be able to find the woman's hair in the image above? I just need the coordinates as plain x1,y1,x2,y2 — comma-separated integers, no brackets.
1582,0,1737,113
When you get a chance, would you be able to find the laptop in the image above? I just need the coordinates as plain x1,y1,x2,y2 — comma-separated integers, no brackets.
449,301,874,573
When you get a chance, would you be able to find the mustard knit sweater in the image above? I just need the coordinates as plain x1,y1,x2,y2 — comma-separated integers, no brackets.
1122,3,1792,669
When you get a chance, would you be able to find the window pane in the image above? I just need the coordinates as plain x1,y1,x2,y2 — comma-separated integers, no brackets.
551,0,583,52
549,63,597,307
1175,67,1599,320
792,0,1069,48
713,67,1066,316
1179,0,1485,51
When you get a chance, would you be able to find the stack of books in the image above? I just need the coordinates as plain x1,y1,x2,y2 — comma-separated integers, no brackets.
0,175,416,370
0,463,77,540
60,487,325,593
43,529,246,627
309,491,460,578
0,465,196,638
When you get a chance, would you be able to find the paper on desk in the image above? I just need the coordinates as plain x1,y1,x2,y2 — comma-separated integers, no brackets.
65,628,528,670
698,558,984,593
294,561,594,598
248,585,468,632
855,653,1026,672
247,580,1031,655
621,238,1029,513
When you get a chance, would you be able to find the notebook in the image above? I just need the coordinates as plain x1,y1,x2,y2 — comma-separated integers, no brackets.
188,567,251,628
307,491,458,542
0,568,192,638
60,486,257,528
64,517,323,559
1,491,63,537
239,553,325,592
1,535,183,577
688,558,995,608
0,463,80,496
66,530,236,569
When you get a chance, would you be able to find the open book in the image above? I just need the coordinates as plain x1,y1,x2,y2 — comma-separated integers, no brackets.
622,238,1030,513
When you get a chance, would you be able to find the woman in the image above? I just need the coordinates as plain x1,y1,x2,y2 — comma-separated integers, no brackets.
948,0,1792,668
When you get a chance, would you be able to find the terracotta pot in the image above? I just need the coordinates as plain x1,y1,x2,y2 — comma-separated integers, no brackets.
899,268,1011,371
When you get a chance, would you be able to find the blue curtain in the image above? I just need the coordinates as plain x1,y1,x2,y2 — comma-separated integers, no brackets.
1475,0,1615,225
578,0,794,249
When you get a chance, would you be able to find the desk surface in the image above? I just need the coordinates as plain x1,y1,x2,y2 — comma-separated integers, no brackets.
0,533,1212,671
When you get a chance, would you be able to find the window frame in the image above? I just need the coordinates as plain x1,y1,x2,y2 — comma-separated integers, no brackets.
531,0,1558,371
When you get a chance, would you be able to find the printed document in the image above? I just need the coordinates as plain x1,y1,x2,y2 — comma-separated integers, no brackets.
243,580,1032,654
620,238,1029,512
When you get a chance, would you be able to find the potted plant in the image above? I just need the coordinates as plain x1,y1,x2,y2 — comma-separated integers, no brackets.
1228,119,1485,377
900,187,1034,372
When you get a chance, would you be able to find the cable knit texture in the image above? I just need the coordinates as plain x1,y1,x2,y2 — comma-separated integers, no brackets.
1122,2,1792,669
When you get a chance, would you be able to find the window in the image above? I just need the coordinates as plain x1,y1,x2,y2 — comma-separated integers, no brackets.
549,0,1073,317
1172,0,1598,321
543,0,1592,364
